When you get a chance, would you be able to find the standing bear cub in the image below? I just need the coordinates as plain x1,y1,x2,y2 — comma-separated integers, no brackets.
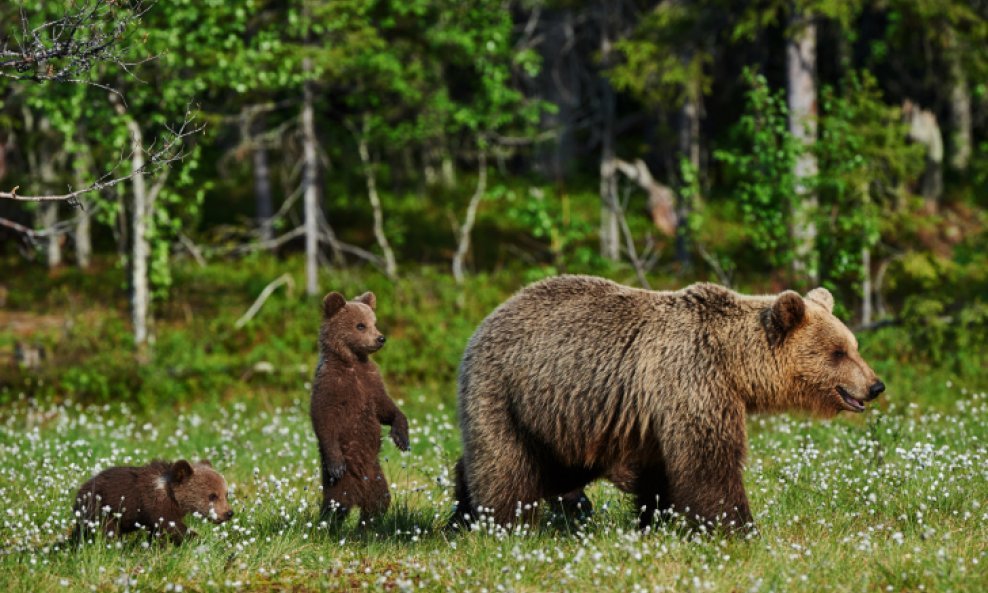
73,459,233,544
452,275,885,531
311,291,410,521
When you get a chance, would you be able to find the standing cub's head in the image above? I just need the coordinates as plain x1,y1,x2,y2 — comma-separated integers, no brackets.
764,287,885,416
170,460,233,524
319,291,386,364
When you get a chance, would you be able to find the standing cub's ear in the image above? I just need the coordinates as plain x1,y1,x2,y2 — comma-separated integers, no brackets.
805,287,834,313
197,459,213,468
323,292,347,318
771,291,806,335
171,460,194,484
355,291,376,310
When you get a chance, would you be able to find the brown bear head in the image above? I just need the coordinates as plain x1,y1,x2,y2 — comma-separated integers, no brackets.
170,460,234,524
319,291,386,365
765,287,885,416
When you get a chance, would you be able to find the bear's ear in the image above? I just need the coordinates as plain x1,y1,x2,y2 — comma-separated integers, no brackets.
171,460,194,485
805,287,834,313
771,290,806,334
355,291,376,310
197,459,213,468
323,292,347,318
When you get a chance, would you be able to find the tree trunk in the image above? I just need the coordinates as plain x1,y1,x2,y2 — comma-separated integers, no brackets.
453,149,488,284
74,158,92,270
74,200,91,269
787,14,818,284
356,117,397,278
676,86,701,271
251,113,275,244
37,117,62,268
598,5,619,262
41,203,61,268
302,57,320,297
861,245,872,325
537,8,578,182
112,96,150,355
947,34,971,173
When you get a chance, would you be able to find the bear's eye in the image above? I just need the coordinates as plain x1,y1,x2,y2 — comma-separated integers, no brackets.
356,323,366,331
209,493,218,502
833,349,847,360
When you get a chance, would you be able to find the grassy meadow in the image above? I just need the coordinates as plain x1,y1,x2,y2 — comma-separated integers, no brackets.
1,257,986,592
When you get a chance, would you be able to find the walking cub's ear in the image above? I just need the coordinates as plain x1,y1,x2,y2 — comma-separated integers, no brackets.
171,460,194,484
355,291,377,310
323,292,347,318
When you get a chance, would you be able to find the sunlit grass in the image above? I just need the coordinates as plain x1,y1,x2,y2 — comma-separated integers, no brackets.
1,387,985,592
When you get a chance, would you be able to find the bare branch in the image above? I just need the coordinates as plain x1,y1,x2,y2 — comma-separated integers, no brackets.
0,1,155,87
0,107,202,204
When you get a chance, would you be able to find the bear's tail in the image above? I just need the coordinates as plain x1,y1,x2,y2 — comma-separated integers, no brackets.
445,457,476,531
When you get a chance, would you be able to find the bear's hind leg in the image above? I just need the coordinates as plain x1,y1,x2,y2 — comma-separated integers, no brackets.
633,466,671,531
468,437,545,527
355,461,392,524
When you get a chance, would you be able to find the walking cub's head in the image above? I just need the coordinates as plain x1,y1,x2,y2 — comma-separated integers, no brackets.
170,460,233,524
320,291,386,364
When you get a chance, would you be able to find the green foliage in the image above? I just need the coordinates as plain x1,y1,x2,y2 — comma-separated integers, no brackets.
714,71,799,268
813,71,924,301
503,186,599,274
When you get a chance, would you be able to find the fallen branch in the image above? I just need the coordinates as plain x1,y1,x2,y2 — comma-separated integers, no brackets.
235,273,296,329
177,233,206,267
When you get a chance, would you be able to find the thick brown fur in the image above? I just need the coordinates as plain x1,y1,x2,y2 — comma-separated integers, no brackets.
310,291,410,521
452,275,884,531
72,459,232,544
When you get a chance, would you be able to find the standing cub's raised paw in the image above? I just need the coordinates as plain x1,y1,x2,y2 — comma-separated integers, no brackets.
310,291,410,520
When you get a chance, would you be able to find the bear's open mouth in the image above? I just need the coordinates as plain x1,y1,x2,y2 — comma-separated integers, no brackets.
836,386,865,412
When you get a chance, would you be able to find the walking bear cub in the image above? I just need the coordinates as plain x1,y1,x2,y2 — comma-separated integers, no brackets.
452,275,885,532
73,459,232,543
310,291,410,521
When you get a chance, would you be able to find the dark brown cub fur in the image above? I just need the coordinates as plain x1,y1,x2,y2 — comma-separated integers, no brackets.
310,291,410,521
72,459,232,544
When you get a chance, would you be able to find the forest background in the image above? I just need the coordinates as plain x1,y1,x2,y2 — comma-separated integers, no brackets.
0,1,986,592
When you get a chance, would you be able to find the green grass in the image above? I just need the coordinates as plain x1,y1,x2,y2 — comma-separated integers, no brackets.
1,257,986,592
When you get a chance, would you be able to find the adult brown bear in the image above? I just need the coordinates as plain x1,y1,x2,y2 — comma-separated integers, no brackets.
452,276,884,531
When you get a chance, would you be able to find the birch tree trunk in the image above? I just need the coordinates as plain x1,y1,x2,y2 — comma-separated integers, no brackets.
74,151,92,269
302,57,320,297
356,118,397,278
861,245,872,326
453,149,487,284
787,14,818,284
38,118,62,268
112,96,150,354
251,114,274,244
947,33,971,173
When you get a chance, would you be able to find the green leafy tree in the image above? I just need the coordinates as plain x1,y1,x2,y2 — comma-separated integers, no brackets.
714,71,801,271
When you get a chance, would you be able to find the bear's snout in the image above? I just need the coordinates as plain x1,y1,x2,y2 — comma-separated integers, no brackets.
867,381,885,400
225,510,234,519
376,335,386,345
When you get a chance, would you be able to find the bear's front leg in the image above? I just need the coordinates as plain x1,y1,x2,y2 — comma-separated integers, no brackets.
664,410,753,534
374,391,410,451
156,519,190,545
